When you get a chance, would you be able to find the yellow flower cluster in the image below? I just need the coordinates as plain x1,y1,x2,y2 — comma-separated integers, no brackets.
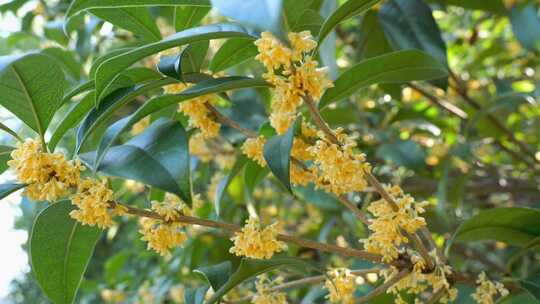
140,193,200,256
130,116,151,135
229,217,286,259
252,275,288,304
361,185,428,262
324,268,357,304
308,129,370,195
70,179,125,229
8,138,83,201
254,31,333,134
382,250,458,304
242,136,267,167
189,132,213,162
471,272,509,304
164,82,221,138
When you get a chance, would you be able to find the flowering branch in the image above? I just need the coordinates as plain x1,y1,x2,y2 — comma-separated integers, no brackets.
357,268,411,303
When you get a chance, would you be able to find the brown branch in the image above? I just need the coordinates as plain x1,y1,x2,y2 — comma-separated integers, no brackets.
205,103,258,138
357,268,410,303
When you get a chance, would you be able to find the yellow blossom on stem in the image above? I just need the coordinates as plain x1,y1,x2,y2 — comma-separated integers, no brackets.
288,31,317,60
471,272,509,304
163,82,187,94
189,132,213,162
178,95,221,138
308,129,370,195
230,217,286,259
70,178,117,229
139,218,187,256
151,192,201,222
8,138,84,201
130,116,151,135
242,136,267,167
252,274,288,304
101,289,126,303
325,268,357,304
360,185,428,262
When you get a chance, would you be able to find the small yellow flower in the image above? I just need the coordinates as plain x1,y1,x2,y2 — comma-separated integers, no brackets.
70,178,116,229
189,132,213,162
288,31,317,60
471,272,509,304
130,116,151,135
163,82,187,94
178,96,221,138
139,218,187,256
230,217,286,259
252,274,287,304
8,138,84,201
325,268,357,304
242,136,267,167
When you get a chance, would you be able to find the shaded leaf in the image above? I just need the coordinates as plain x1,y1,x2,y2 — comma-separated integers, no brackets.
521,280,540,302
29,201,101,304
215,155,247,216
194,261,232,291
510,4,540,52
0,145,14,174
90,7,162,42
175,5,211,31
0,183,26,200
184,286,209,304
0,121,22,141
209,38,257,73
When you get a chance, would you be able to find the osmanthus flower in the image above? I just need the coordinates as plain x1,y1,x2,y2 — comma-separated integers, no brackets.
308,129,371,195
360,185,428,262
130,116,151,135
471,272,509,304
382,250,458,304
254,31,333,134
324,268,357,304
189,132,213,162
8,138,84,201
242,136,267,167
252,274,288,304
70,178,126,229
100,289,126,303
229,217,286,259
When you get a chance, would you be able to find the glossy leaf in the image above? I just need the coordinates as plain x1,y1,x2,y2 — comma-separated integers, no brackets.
319,49,448,108
0,183,26,200
49,91,95,151
178,40,209,77
42,47,81,81
175,5,211,31
66,0,211,19
207,257,310,304
194,261,232,291
29,201,101,304
0,53,64,137
81,119,193,205
520,280,540,302
184,286,209,304
452,207,540,248
214,155,247,216
318,0,380,44
210,0,283,32
282,0,323,34
263,118,298,193
209,38,257,72
94,23,257,102
94,76,269,168
90,7,161,42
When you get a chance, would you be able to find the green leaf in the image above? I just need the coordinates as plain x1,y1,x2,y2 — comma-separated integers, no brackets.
243,160,269,202
184,286,209,304
194,261,232,291
207,257,309,304
179,40,209,77
211,0,283,33
175,5,211,31
94,23,257,102
263,118,299,193
76,78,175,152
209,38,257,73
318,0,380,45
510,4,540,52
427,0,506,14
319,49,447,108
42,47,81,81
93,76,269,167
0,53,65,137
0,145,14,174
376,139,426,169
451,207,540,248
90,7,162,42
29,201,101,304
282,0,323,35
521,280,540,302
356,10,393,59
89,48,134,78
0,183,26,200
49,91,95,151
62,80,94,106
81,119,193,205
0,121,22,141
66,0,211,19
215,155,247,216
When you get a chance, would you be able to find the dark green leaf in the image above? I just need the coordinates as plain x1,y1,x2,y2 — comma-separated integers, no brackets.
451,207,540,248
29,201,101,304
179,40,209,77
0,121,22,141
521,280,540,302
89,48,134,78
0,53,65,137
175,5,211,31
356,10,393,59
215,155,247,216
207,257,310,304
62,80,94,106
90,7,162,42
318,0,380,45
243,160,269,202
510,4,540,52
263,118,299,193
94,23,257,102
211,0,283,33
81,119,193,205
319,49,448,108
282,0,323,35
184,286,209,304
49,91,95,151
209,38,257,73
66,0,211,19
42,47,81,81
194,261,232,291
0,183,26,199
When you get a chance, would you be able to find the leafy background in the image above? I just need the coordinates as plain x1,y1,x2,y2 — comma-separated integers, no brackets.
0,0,539,303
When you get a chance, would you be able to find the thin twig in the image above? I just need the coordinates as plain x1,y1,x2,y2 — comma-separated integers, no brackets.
205,103,258,138
408,82,468,120
357,268,410,303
